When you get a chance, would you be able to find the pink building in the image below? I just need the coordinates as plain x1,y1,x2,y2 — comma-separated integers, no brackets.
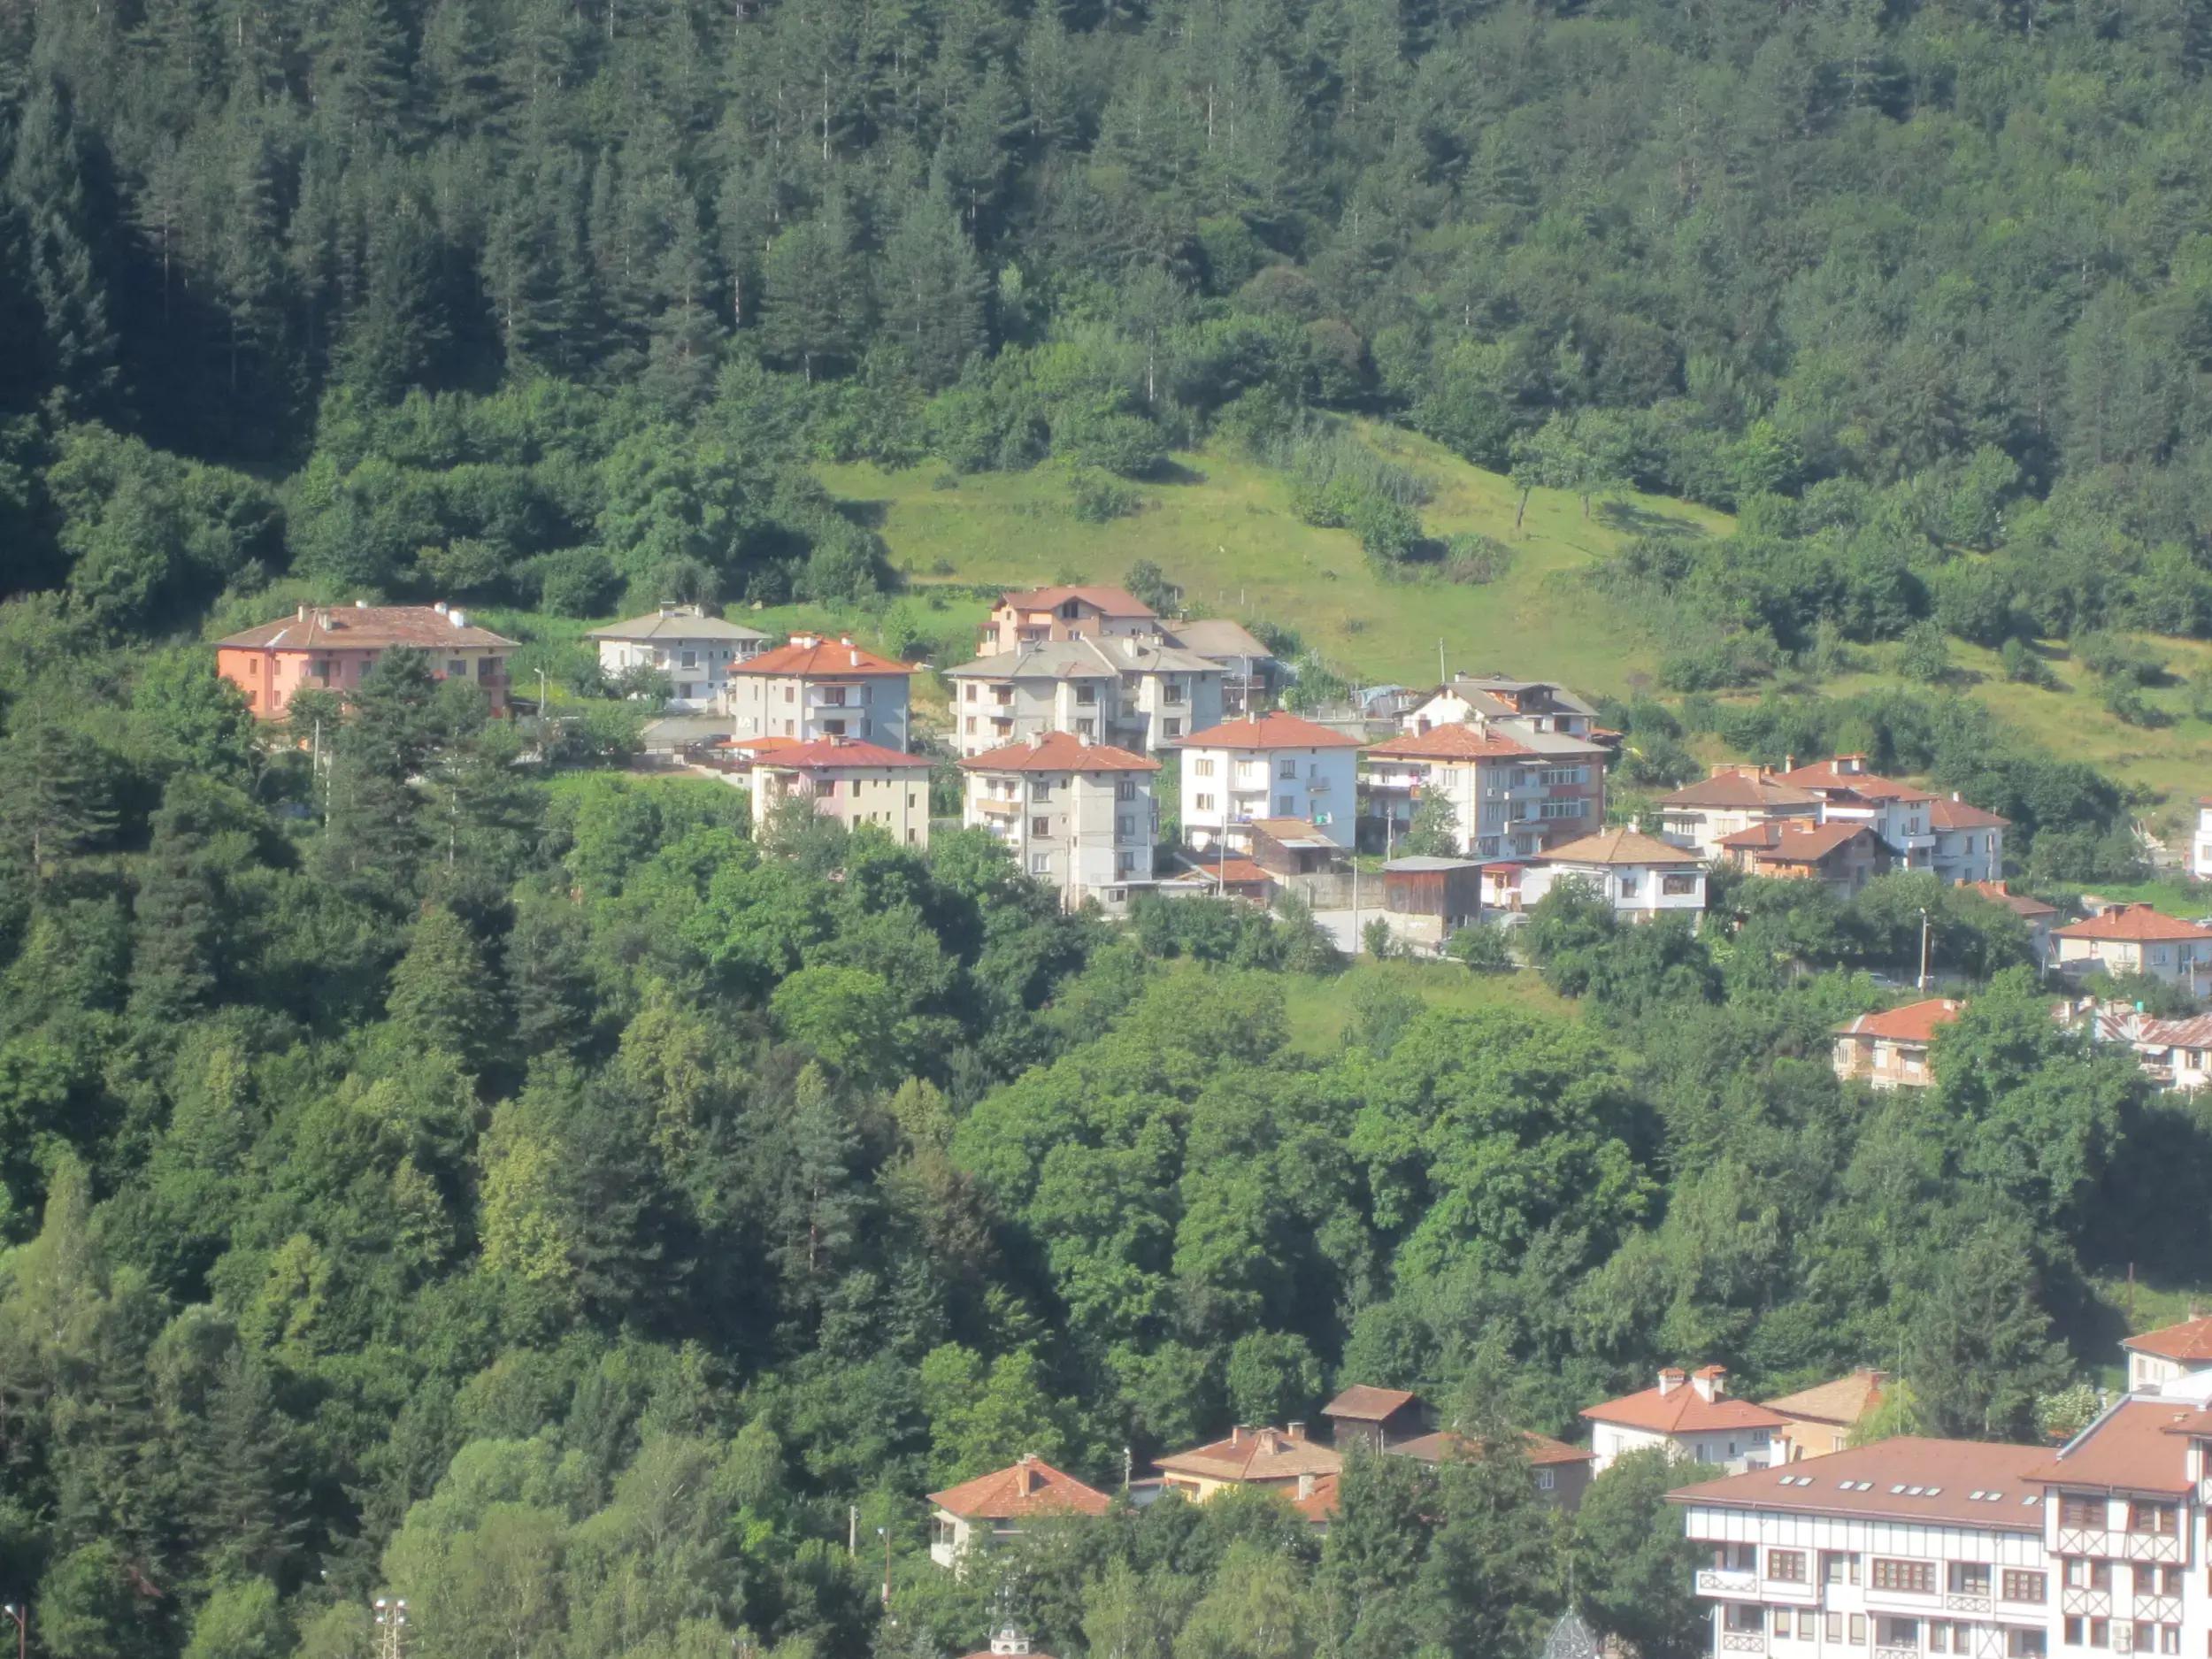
215,603,517,719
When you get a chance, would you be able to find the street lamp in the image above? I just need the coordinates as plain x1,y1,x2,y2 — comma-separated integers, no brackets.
373,1595,409,1659
3,1601,24,1659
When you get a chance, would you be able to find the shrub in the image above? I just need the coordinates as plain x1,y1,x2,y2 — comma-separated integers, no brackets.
2000,637,2056,687
2076,631,2166,687
1066,467,1141,523
1446,923,1514,972
1362,916,1397,960
1897,620,1953,685
1439,533,1513,585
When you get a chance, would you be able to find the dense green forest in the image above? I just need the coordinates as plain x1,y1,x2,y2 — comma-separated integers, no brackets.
11,0,2212,1655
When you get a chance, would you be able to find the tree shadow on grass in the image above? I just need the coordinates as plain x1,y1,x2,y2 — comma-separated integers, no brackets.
1595,500,1709,538
834,497,891,529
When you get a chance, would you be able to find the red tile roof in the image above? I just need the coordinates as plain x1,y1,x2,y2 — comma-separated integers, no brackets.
1658,772,1823,810
729,637,914,677
1667,1436,2050,1531
1762,1371,1886,1427
997,585,1157,618
752,737,931,771
1367,726,1535,762
1538,828,1703,867
1931,797,2010,831
216,603,516,652
1391,1429,1593,1468
1323,1385,1420,1422
1835,999,1962,1044
1180,710,1365,750
2123,1315,2212,1362
1583,1371,1790,1436
2025,1396,2193,1495
1156,1426,1341,1482
2054,904,2212,942
1779,757,1934,803
960,732,1159,772
1970,881,2057,918
1191,857,1273,888
1287,1472,1340,1524
1720,821,1877,862
927,1455,1113,1521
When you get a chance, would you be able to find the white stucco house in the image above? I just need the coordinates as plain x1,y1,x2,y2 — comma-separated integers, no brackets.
588,604,769,710
1516,828,1707,922
1581,1366,1787,1475
1176,710,1363,851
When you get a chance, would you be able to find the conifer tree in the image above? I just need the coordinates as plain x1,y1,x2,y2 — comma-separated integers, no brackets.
4,78,119,411
387,906,502,1072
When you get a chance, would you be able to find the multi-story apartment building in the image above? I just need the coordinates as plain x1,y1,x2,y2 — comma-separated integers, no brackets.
946,638,1224,757
216,602,518,719
1363,726,1607,859
975,586,1162,656
744,736,933,846
726,634,916,749
588,604,768,710
2194,802,2212,882
1402,675,1603,741
960,732,1158,907
1178,711,1363,851
1658,769,1826,861
1673,1346,2212,1659
1930,796,2009,885
1517,828,1708,922
1832,1000,1962,1090
1778,757,1938,871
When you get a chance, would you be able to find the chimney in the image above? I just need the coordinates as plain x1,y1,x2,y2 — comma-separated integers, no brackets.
1657,1367,1686,1397
297,603,309,620
449,609,468,629
355,598,369,608
1691,1365,1726,1402
1230,1425,1246,1446
1286,1421,1305,1441
1259,1429,1283,1454
790,633,820,649
1785,754,1795,772
1297,1473,1316,1500
434,601,449,615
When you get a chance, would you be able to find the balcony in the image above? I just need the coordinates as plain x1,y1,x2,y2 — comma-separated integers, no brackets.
1942,1594,1992,1617
1719,1635,1765,1655
1875,1647,1920,1659
1696,1569,1758,1598
977,797,1019,818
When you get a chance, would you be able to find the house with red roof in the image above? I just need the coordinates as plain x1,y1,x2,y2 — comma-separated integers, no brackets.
726,634,917,749
1832,999,1962,1090
977,586,1162,657
1777,754,1938,870
1972,881,2059,961
1717,819,1887,895
746,736,933,847
1655,766,1824,859
1930,794,2009,884
2052,904,2212,992
215,602,518,719
2122,1315,2212,1392
1762,1368,1887,1461
1175,710,1363,852
1517,827,1708,922
959,733,1158,909
1154,1422,1341,1503
926,1455,1111,1571
1582,1365,1788,1474
1363,718,1607,861
1390,1429,1597,1509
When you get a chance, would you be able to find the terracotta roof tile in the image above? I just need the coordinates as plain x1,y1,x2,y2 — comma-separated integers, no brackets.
1390,1430,1593,1468
1323,1386,1419,1422
2124,1316,2212,1363
1778,757,1934,803
752,737,930,770
1931,797,2010,831
927,1456,1112,1521
1970,882,2057,918
1179,710,1364,750
1583,1374,1789,1437
960,733,1158,772
2024,1396,2194,1494
1367,726,1536,762
1720,821,1877,862
1156,1427,1341,1483
2054,904,2212,942
1288,1472,1340,1524
1667,1436,2050,1531
997,585,1157,618
588,610,769,642
1538,828,1704,867
1835,1000,1962,1043
1658,772,1823,810
730,637,915,678
216,603,516,652
1763,1371,1886,1427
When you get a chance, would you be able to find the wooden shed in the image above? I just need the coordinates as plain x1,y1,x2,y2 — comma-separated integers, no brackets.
1381,856,1484,926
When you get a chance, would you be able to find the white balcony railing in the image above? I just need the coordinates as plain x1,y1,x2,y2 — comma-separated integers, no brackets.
1696,1569,1759,1597
1719,1635,1765,1655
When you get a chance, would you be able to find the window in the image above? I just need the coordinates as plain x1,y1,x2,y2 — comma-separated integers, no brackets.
2136,1626,2158,1656
1798,1613,1816,1641
1194,794,1214,812
447,658,466,677
680,649,697,669
964,684,977,702
1164,681,1184,704
2064,1622,2084,1649
965,718,977,734
2161,1630,2180,1656
1541,766,1586,787
1768,1550,1806,1583
1278,795,1294,816
2061,1494,2105,1529
1118,816,1135,839
1877,1619,1919,1649
2063,1560,2112,1592
784,685,795,703
1279,759,1297,780
1949,1563,1990,1597
820,687,846,706
1029,853,1050,874
1827,1616,1844,1644
1872,1559,1933,1594
1032,782,1053,803
2131,1502,2178,1535
1195,758,1216,778
2006,1635,2045,1659
1534,1469,1555,1491
1163,718,1181,738
1077,719,1095,738
2157,1565,2182,1597
1031,818,1050,838
1618,873,1640,898
1076,686,1096,704
1538,799,1585,819
1823,1552,1861,1586
2001,1571,2046,1602
1850,1616,1866,1646
1662,873,1697,895
1117,780,1137,801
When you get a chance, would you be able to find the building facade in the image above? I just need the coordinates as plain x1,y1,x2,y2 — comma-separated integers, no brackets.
1363,726,1607,860
1657,769,1826,861
1178,711,1363,851
1778,756,1938,870
746,737,933,845
1584,1367,1789,1475
726,634,916,749
215,603,518,719
1517,828,1708,922
2050,906,2212,991
1832,1000,1963,1090
976,586,1161,656
1719,822,1887,895
960,733,1158,906
588,604,768,710
1930,796,2009,885
947,638,1224,757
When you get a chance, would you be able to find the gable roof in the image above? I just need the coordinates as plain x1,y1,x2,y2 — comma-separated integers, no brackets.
1930,796,2010,831
1720,820,1878,862
1170,618,1273,662
1666,1436,2050,1531
996,585,1156,618
1367,726,1535,762
927,1456,1112,1522
960,733,1158,773
1248,817,1340,849
1390,1429,1594,1468
2054,904,2212,943
1323,1385,1420,1422
1156,1426,1341,1483
1778,757,1935,803
1835,999,1962,1044
1657,772,1823,810
1182,857,1274,888
1582,1373,1789,1437
1287,1471,1340,1525
2024,1396,2193,1495
2124,1316,2212,1362
1762,1370,1886,1428
729,637,915,678
216,603,517,652
1537,828,1703,867
1970,881,2057,918
947,641,1119,681
1179,710,1364,750
588,609,769,643
2139,1013,2212,1052
752,737,931,772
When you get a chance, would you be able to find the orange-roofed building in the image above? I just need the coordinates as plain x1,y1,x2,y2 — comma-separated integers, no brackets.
726,633,917,749
978,585,1161,656
1176,711,1363,852
1717,819,1886,896
1582,1365,1788,1474
746,735,933,848
1363,719,1606,861
2123,1315,2212,1390
1655,766,1824,859
1971,880,2059,961
2052,904,2212,992
1776,754,1937,869
1762,1369,1887,1461
215,602,518,719
1390,1429,1597,1509
1155,1422,1341,1502
926,1455,1111,1571
1322,1385,1428,1451
1832,999,1962,1090
1929,794,2009,884
1517,827,1707,922
960,733,1158,909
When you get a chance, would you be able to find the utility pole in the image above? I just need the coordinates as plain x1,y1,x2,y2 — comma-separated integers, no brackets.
1916,907,1932,991
878,1526,892,1608
4,1600,25,1659
849,1505,858,1557
373,1596,407,1659
537,668,549,758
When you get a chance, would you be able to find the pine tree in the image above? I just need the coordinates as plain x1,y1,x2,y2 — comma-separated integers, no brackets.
306,0,408,145
4,78,120,411
640,193,722,415
386,906,502,1072
878,180,987,390
127,779,231,1025
191,1347,305,1586
0,716,119,881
